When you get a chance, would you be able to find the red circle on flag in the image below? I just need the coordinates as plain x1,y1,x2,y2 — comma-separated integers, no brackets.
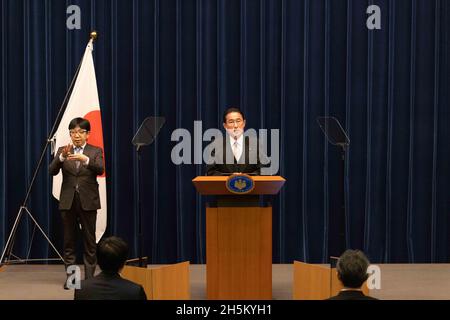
84,110,106,178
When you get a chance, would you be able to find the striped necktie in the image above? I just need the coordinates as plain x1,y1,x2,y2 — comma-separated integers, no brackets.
74,147,82,170
232,140,239,161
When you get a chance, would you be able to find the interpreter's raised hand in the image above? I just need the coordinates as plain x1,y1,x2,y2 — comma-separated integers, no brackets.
61,143,72,158
67,153,89,163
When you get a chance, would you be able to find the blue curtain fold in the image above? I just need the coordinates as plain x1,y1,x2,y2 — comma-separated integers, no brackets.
1,0,449,263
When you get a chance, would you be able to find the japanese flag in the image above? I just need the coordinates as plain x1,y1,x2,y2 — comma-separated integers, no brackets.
52,39,106,242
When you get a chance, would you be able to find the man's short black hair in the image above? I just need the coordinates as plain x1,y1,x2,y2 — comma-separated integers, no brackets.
223,107,245,123
68,117,91,131
97,236,129,274
336,249,370,288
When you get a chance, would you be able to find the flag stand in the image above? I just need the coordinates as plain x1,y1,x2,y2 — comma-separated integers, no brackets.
0,32,98,267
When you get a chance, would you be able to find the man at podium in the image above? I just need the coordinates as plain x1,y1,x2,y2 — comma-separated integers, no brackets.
206,107,265,176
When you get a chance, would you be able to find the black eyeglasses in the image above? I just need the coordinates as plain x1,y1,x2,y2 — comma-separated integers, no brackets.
69,130,88,136
226,119,243,125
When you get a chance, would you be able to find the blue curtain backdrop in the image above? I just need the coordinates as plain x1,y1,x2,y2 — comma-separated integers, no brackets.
0,0,449,264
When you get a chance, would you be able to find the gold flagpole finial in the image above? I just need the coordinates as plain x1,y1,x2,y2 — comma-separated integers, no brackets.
90,31,98,41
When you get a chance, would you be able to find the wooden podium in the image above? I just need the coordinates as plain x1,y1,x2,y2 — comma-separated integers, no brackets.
121,261,190,300
193,176,285,300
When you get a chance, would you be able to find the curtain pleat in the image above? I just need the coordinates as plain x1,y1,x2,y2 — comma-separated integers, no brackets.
302,0,310,262
1,1,7,253
152,0,160,262
344,0,353,255
430,0,440,262
384,0,395,262
406,0,417,262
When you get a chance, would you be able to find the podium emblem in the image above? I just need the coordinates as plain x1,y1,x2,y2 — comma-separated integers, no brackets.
226,174,255,194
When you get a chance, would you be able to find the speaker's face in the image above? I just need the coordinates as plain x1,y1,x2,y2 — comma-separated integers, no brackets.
223,112,246,139
69,126,90,147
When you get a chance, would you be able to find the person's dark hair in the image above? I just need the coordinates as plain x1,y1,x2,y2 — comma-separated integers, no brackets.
97,236,129,274
223,107,245,123
68,117,91,131
336,249,370,288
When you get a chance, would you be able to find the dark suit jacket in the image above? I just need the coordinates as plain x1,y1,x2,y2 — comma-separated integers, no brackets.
206,136,264,176
327,290,378,300
49,143,104,211
74,272,147,300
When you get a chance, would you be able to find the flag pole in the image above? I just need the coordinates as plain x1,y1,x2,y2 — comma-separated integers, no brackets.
24,31,98,214
90,30,98,42
0,32,98,266
48,30,97,142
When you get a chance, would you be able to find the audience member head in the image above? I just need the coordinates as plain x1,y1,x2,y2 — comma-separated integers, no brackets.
97,236,129,274
336,249,370,289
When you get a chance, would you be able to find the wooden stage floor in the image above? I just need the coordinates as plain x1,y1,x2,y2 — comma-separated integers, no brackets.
1,264,449,300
